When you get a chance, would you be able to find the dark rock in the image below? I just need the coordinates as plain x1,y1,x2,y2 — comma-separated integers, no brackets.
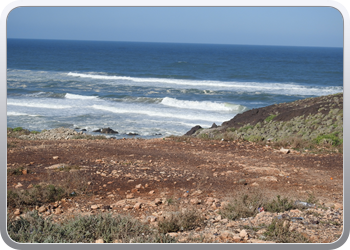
185,125,202,136
81,129,87,131
92,129,101,132
221,93,343,129
100,128,118,134
210,123,218,129
103,205,111,210
127,133,139,136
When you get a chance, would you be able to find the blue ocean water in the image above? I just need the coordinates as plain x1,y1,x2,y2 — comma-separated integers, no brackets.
7,39,343,138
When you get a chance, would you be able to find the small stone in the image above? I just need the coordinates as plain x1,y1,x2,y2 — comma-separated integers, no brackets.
280,148,290,154
55,208,63,214
215,215,222,221
154,198,162,205
53,156,59,160
135,184,142,189
260,176,278,182
134,203,142,210
38,206,47,213
167,232,178,237
190,198,201,205
123,205,133,210
239,230,248,239
27,184,33,189
91,205,98,210
149,216,157,222
183,192,189,198
238,179,246,184
149,190,155,194
14,209,21,215
95,239,104,243
22,169,28,175
334,203,343,210
126,193,135,199
15,182,23,189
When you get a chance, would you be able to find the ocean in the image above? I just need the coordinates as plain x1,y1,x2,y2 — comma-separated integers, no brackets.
7,39,343,138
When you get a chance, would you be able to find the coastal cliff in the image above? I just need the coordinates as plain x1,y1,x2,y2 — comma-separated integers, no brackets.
187,93,343,147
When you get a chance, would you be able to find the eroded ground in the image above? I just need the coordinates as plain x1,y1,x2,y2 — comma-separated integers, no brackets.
7,137,343,243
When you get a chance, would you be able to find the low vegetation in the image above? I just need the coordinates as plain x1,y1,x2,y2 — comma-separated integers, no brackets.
7,184,67,208
7,166,29,176
7,171,90,208
7,211,176,243
189,93,343,154
219,193,320,221
263,218,310,243
158,208,204,233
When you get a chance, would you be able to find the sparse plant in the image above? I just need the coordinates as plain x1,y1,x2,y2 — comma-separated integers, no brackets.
265,114,277,122
7,184,67,208
7,142,16,148
314,132,342,146
264,195,296,213
7,166,28,176
13,127,23,132
219,192,265,220
55,165,81,172
239,125,254,132
306,193,319,205
264,218,310,243
158,208,203,233
7,211,176,243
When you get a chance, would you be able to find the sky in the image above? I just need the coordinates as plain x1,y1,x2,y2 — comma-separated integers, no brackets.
6,7,343,47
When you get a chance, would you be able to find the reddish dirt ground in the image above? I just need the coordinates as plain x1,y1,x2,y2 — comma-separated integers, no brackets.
7,136,343,209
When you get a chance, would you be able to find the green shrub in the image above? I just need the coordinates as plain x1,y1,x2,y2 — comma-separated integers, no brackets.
314,132,342,146
13,127,24,132
227,127,236,132
264,195,296,213
7,166,27,176
247,135,264,142
265,114,277,122
264,218,310,243
158,209,203,233
7,184,68,207
56,165,81,172
239,125,254,133
219,193,264,220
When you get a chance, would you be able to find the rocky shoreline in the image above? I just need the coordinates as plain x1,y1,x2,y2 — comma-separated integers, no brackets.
6,93,343,244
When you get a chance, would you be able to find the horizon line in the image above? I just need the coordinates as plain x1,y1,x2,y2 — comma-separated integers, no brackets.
7,37,343,49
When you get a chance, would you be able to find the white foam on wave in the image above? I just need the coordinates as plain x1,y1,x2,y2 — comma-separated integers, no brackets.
7,101,72,109
67,72,343,96
7,112,41,117
65,93,98,100
160,97,248,112
91,104,231,122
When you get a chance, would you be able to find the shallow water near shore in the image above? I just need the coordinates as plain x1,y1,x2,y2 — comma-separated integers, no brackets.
7,39,343,138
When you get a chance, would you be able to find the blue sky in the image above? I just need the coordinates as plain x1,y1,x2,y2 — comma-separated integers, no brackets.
7,7,343,47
